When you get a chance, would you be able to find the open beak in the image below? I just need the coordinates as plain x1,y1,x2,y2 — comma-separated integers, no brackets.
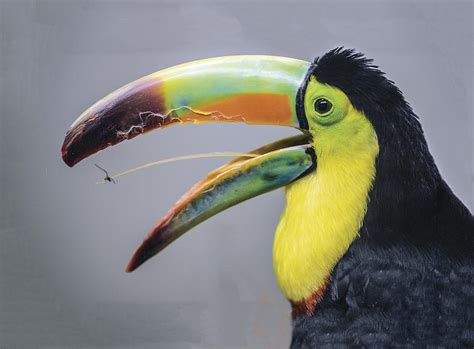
61,55,316,271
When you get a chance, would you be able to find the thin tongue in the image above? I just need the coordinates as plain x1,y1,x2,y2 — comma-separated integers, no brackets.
94,152,258,184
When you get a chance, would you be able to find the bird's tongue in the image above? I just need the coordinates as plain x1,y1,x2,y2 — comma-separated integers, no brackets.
126,135,315,272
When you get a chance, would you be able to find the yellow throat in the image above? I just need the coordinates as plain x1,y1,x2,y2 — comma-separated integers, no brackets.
273,105,379,302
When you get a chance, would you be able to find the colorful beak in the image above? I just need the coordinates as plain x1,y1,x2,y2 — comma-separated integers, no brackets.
61,56,311,167
61,56,316,271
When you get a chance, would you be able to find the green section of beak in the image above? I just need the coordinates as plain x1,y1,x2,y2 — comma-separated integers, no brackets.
126,139,316,272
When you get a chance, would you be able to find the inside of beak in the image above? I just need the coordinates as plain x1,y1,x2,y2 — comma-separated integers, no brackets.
126,134,315,272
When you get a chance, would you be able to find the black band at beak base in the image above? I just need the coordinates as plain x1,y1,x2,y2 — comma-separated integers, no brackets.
295,63,318,131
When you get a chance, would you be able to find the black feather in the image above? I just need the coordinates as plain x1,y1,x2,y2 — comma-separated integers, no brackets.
291,48,474,347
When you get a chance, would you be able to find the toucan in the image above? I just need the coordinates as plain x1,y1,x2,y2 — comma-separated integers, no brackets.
61,48,473,347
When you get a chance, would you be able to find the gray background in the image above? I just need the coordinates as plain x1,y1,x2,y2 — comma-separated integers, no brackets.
0,0,472,348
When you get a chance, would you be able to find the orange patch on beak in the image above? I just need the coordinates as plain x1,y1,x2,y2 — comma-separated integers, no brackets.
180,93,293,126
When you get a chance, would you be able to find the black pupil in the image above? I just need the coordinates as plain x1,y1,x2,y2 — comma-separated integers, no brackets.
315,98,332,114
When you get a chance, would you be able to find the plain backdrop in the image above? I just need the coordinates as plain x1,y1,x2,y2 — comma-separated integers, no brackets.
0,1,472,348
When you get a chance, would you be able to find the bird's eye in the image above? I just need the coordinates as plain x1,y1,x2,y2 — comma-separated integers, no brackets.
314,98,333,116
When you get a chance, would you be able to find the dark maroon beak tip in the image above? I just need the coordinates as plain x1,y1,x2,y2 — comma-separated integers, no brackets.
61,151,76,167
125,234,166,273
125,245,148,273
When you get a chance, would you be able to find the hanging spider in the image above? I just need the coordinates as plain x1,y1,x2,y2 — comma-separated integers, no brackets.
94,164,116,184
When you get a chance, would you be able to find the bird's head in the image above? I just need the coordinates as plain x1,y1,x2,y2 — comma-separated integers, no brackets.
61,48,440,308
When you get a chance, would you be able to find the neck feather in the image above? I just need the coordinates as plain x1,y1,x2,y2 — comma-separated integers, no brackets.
273,132,378,302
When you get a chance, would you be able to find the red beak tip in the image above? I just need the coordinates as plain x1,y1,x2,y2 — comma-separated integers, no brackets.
61,140,80,167
62,154,76,168
125,245,148,273
125,256,139,273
